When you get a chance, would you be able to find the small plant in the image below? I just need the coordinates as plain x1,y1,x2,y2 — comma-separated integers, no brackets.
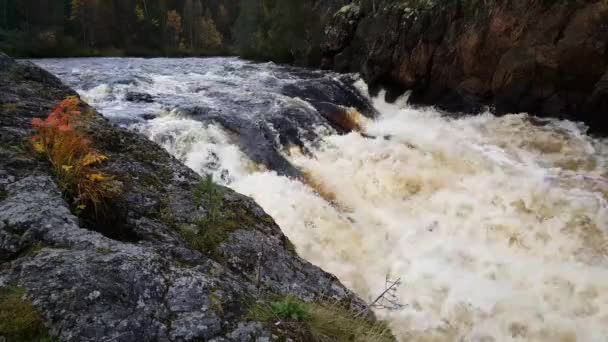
178,175,237,259
179,175,272,259
366,277,405,312
193,174,223,210
268,296,311,321
31,96,121,215
0,286,56,342
249,296,395,342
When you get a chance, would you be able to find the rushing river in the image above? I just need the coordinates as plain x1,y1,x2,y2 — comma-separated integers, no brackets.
36,57,608,341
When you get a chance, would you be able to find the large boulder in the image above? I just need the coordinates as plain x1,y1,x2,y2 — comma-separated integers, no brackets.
321,0,608,132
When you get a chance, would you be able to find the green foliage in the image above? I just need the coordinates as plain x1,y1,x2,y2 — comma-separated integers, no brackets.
249,296,395,342
178,216,232,260
0,0,233,57
179,175,237,259
270,297,311,321
0,188,7,201
232,0,262,57
0,286,56,342
194,174,222,209
199,14,223,51
179,174,276,259
210,290,225,316
0,0,333,61
249,296,309,323
135,4,145,22
233,0,324,64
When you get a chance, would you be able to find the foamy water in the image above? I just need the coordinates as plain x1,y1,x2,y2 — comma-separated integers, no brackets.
37,58,608,341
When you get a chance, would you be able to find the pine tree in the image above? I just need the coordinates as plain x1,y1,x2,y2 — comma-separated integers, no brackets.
233,0,262,57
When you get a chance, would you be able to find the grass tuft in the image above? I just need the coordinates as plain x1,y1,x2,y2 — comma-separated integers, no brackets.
178,175,283,259
178,175,237,259
249,296,395,342
0,286,57,342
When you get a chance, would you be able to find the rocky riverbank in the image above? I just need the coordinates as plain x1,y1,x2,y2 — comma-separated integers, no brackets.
321,0,608,132
0,53,392,341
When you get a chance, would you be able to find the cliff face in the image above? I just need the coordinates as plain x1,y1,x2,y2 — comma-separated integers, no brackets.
0,53,381,341
321,0,608,132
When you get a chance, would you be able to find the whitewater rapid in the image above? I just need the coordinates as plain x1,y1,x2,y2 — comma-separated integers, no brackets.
37,58,608,341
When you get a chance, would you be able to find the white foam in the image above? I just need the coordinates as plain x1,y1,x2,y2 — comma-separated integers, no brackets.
142,97,608,340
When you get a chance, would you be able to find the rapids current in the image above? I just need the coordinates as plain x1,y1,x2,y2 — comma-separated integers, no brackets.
36,57,608,341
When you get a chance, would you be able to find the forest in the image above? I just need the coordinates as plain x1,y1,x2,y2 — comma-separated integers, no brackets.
0,0,339,64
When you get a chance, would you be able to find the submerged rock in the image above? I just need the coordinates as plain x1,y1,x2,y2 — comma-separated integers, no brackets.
0,52,381,341
125,91,155,103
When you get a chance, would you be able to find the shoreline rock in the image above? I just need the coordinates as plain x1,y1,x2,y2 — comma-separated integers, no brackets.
0,52,386,341
321,0,608,133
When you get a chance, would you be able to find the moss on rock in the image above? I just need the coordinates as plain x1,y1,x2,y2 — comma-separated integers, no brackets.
0,286,56,342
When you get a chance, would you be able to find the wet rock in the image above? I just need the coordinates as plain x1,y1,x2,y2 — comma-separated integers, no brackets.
125,91,154,103
0,52,376,341
281,76,376,118
321,0,608,132
140,113,158,120
321,4,363,69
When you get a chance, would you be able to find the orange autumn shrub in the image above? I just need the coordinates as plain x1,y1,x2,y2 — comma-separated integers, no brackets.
32,96,120,214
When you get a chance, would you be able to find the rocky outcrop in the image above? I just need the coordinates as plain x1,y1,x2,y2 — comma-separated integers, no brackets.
0,53,377,341
321,0,608,132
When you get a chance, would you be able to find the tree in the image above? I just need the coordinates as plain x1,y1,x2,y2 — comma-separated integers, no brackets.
216,4,230,33
192,0,203,49
199,11,222,52
70,0,93,46
233,0,263,57
165,9,182,50
183,0,194,49
0,0,7,29
134,4,145,22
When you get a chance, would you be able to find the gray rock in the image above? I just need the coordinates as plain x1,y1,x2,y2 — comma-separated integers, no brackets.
0,52,378,341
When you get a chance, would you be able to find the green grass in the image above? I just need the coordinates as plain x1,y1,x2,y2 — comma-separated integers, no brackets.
178,175,293,260
0,286,57,342
178,175,238,259
210,290,225,317
249,296,395,342
193,174,223,208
